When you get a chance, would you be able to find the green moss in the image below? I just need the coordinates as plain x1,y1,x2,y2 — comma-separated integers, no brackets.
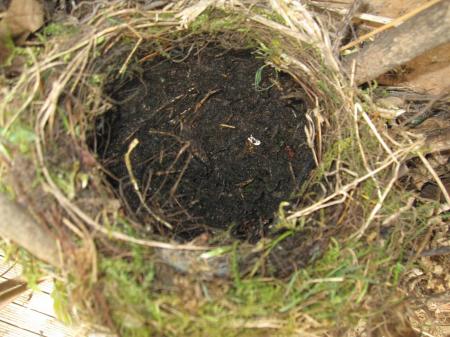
101,246,159,336
0,123,36,154
94,228,412,336
189,9,248,34
52,164,79,200
190,12,210,32
252,7,285,24
41,23,79,38
317,78,341,104
317,136,353,177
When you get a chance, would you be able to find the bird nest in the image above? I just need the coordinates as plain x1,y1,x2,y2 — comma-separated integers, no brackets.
0,1,439,336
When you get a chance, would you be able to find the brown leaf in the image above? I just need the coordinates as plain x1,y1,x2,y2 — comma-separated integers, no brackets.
0,0,44,42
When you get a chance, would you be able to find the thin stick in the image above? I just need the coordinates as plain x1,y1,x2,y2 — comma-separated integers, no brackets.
194,89,220,113
340,0,442,51
418,152,450,206
43,179,207,251
287,156,394,220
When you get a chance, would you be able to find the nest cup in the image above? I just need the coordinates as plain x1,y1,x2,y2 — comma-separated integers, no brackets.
95,42,317,242
25,5,346,248
86,5,344,243
3,1,415,336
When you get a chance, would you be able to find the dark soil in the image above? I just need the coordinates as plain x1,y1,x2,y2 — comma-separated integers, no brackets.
93,45,314,242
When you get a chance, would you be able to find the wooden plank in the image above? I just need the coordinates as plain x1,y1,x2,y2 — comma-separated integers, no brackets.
35,279,54,294
0,302,75,337
0,259,23,278
12,288,56,318
0,253,54,294
0,252,75,336
0,254,63,316
0,320,43,337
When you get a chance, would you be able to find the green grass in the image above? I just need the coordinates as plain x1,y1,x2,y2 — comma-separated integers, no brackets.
254,64,277,91
91,230,411,337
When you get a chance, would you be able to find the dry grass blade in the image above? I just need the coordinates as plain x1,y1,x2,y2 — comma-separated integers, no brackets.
287,146,413,221
125,138,140,192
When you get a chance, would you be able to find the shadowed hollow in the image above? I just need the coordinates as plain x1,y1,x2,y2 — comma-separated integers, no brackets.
93,45,314,241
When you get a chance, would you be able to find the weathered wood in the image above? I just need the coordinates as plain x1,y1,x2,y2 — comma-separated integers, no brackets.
0,302,74,337
0,320,42,337
344,1,450,85
0,257,75,337
0,256,54,294
0,194,61,268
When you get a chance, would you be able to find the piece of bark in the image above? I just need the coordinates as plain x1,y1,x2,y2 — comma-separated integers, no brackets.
0,0,44,41
0,193,61,267
344,1,450,85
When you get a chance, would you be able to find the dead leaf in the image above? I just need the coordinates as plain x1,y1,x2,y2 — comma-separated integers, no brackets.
0,0,44,65
0,0,44,43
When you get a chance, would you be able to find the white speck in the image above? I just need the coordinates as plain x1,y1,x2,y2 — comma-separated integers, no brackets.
247,135,261,146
